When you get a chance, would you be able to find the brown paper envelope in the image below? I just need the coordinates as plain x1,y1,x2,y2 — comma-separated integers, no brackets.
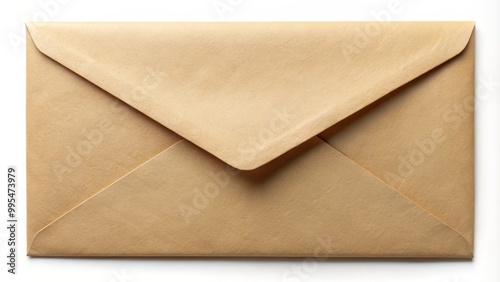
26,22,474,257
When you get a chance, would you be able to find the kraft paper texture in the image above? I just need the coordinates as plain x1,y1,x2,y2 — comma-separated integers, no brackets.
26,22,475,258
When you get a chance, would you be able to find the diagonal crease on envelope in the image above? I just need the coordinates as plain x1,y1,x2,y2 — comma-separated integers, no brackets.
26,22,475,257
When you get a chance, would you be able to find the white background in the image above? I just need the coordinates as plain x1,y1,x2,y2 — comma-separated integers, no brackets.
1,0,499,281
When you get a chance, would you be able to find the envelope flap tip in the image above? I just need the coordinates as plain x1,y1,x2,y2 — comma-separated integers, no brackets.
26,22,474,170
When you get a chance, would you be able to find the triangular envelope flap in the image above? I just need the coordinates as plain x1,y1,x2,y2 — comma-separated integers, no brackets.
26,22,474,170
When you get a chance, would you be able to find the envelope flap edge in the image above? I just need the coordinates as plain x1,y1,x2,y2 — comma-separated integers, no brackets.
25,22,475,170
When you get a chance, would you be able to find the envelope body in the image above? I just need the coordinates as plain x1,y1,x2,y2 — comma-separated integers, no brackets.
26,22,475,258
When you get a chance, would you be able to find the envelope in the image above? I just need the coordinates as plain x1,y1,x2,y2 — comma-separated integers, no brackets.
26,22,475,258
